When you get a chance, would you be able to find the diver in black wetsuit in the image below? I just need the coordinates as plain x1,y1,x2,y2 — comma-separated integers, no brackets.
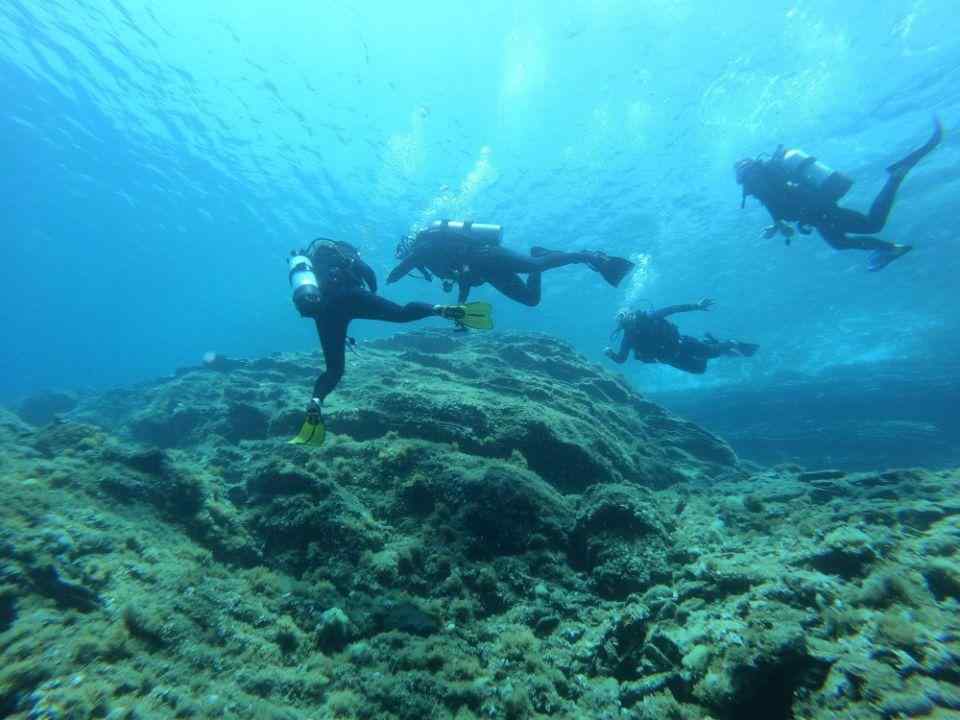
735,119,942,271
603,299,758,375
387,220,635,306
286,238,491,446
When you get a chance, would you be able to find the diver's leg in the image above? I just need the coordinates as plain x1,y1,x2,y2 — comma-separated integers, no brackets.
470,247,578,274
838,121,942,235
347,288,437,323
816,222,895,252
697,335,759,359
665,350,709,374
655,338,706,374
827,207,879,235
313,314,349,403
683,336,722,359
476,246,633,289
832,180,903,235
531,246,636,286
863,175,904,232
486,270,540,306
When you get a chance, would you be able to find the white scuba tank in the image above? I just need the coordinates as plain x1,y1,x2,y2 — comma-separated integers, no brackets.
781,149,854,202
288,254,321,316
428,219,503,245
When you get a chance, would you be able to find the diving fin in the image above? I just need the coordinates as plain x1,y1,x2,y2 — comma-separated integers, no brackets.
288,415,326,446
460,301,494,330
886,118,943,177
594,254,636,287
436,302,494,330
867,245,912,272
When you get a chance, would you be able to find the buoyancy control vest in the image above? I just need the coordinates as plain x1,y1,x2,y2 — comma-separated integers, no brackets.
307,239,365,290
622,312,680,361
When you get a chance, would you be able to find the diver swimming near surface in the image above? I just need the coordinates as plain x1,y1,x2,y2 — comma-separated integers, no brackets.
735,118,942,271
603,299,758,375
387,220,636,306
287,238,493,446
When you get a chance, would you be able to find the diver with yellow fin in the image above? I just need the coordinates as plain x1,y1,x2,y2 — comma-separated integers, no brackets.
288,238,493,447
387,220,634,306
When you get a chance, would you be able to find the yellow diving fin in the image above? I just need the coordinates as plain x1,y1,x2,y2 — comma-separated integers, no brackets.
288,415,326,446
458,301,494,330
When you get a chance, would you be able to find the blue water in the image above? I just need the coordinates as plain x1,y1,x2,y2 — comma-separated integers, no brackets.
2,0,958,403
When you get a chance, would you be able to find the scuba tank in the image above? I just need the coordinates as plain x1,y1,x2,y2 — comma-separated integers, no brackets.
780,149,854,202
427,219,503,246
288,253,321,317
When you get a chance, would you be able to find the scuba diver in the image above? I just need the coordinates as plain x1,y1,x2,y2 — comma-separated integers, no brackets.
387,220,635,306
287,238,493,446
735,118,942,271
603,299,758,375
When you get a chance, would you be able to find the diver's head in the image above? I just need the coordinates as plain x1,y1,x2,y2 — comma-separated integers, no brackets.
306,237,338,263
616,309,641,330
395,233,417,259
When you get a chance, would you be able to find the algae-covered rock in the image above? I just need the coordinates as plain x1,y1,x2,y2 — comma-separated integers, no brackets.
804,526,878,579
72,330,738,491
17,391,79,426
3,332,960,720
451,464,574,558
250,478,385,578
571,483,672,598
316,607,352,651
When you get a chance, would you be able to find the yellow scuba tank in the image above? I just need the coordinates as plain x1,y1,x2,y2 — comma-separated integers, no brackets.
780,149,854,202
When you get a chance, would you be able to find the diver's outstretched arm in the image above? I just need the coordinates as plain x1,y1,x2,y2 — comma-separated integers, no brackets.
653,298,712,319
387,255,421,284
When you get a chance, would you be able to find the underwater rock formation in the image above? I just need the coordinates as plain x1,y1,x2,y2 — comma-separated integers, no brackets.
17,390,79,427
653,359,960,471
1,331,958,720
72,331,738,490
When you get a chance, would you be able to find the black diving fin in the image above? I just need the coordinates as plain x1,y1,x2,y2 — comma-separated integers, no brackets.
595,254,636,287
867,245,913,272
886,118,943,177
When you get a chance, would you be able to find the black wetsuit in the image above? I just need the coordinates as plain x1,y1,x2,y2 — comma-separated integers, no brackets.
608,305,755,375
301,258,435,402
741,156,904,252
387,230,604,306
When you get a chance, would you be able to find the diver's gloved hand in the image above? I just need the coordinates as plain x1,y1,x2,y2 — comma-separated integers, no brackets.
697,298,715,311
761,221,795,241
603,346,616,360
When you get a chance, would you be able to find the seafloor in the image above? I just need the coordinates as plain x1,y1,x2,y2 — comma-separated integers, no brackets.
2,331,958,720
